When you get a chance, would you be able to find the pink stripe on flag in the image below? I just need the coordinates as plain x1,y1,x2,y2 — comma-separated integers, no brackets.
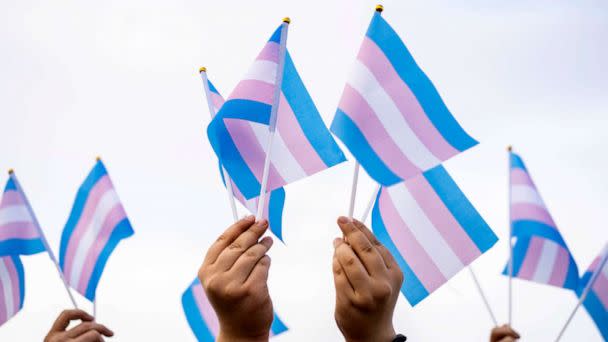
192,283,220,337
229,80,275,105
379,190,446,292
0,267,6,324
358,37,459,158
276,93,327,174
0,222,40,240
62,176,114,281
517,238,544,279
256,42,280,63
548,246,569,287
510,169,535,187
5,259,20,314
0,191,25,207
511,203,556,227
592,272,608,308
76,204,128,294
210,93,225,111
338,84,419,177
405,176,481,264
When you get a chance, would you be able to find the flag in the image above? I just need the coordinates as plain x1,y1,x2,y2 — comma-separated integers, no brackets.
204,75,286,241
372,165,497,305
331,9,477,186
0,172,46,256
59,160,134,301
577,244,608,340
0,255,25,326
502,152,578,290
182,277,288,341
207,22,346,200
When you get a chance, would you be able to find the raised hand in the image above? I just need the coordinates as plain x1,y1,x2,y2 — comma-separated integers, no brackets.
490,325,520,342
44,309,113,342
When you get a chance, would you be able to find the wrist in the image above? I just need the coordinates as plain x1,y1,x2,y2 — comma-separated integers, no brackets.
345,326,396,342
217,330,269,342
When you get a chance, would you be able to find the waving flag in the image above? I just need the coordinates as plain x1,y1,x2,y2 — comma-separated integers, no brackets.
202,72,286,241
0,255,25,326
59,160,134,301
331,7,477,186
502,152,578,290
0,172,46,256
207,20,346,200
372,165,497,305
577,244,608,340
182,278,288,341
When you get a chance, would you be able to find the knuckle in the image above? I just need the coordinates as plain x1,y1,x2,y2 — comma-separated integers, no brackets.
361,244,374,254
258,255,271,267
345,257,356,267
222,284,244,300
351,292,374,310
216,234,228,243
372,281,393,300
245,249,258,258
228,242,243,251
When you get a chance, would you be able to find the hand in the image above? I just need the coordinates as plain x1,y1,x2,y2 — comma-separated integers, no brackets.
332,217,404,342
44,309,114,342
490,325,520,342
198,215,274,342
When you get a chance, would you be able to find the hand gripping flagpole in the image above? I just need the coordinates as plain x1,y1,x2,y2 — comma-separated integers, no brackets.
199,67,239,221
555,244,608,341
507,145,513,326
256,18,290,220
8,169,79,309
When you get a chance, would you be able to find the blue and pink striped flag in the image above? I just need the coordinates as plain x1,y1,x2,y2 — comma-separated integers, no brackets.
59,160,134,301
182,277,288,341
331,9,477,186
502,152,578,290
0,172,46,256
0,255,25,326
207,22,346,200
576,244,608,340
204,75,286,241
372,165,497,306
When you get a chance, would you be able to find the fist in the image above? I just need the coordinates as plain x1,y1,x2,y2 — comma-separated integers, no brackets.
490,325,520,342
44,309,113,342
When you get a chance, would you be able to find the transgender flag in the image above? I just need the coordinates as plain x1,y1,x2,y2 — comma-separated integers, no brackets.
203,74,286,241
502,152,578,290
59,160,134,301
182,277,288,341
331,9,477,186
0,172,46,256
372,165,497,305
207,22,346,200
0,255,25,327
577,244,608,340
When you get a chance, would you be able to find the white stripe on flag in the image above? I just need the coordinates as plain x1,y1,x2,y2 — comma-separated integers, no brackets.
347,60,440,171
244,198,257,214
602,259,608,279
532,240,559,283
0,206,33,225
510,185,545,207
243,60,278,85
386,184,464,278
0,259,15,318
69,189,121,287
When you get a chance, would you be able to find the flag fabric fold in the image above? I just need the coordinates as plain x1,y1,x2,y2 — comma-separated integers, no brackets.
207,23,346,200
59,160,134,301
576,244,608,340
372,165,497,306
331,10,477,186
182,277,288,341
0,255,25,326
502,152,578,290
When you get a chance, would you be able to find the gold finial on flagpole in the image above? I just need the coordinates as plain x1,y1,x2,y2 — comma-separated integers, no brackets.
199,66,207,73
375,4,384,12
8,168,14,175
282,17,291,24
96,156,101,162
507,145,512,152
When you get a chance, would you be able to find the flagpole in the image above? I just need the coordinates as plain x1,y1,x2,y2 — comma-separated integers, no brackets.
347,162,360,218
93,298,96,320
256,18,290,220
360,184,380,224
468,265,498,326
199,67,239,221
507,145,513,326
8,170,79,309
554,245,608,341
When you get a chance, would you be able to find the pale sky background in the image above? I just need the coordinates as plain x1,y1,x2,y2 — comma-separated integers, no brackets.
1,0,607,340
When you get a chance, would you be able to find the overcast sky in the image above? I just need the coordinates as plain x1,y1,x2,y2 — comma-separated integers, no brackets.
0,0,607,340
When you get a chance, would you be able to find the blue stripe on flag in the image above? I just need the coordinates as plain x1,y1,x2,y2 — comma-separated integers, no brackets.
268,188,286,242
219,99,271,124
502,236,531,276
59,161,108,268
182,284,215,342
5,177,17,191
372,189,429,305
269,26,282,43
0,239,46,256
424,166,498,252
512,220,566,248
365,13,478,152
12,255,25,309
563,255,579,290
282,52,346,168
331,110,400,185
580,290,608,340
84,218,134,300
270,312,289,336
510,153,527,171
207,80,219,95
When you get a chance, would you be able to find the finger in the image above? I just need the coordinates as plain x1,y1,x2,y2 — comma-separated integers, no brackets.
498,338,516,342
50,309,94,332
337,217,386,276
352,219,398,269
334,238,370,290
230,236,274,283
203,215,256,266
214,219,269,270
73,330,103,342
244,255,271,287
332,241,354,298
66,322,114,338
491,325,520,340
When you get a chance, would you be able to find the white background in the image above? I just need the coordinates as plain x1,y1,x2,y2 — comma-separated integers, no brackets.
1,0,606,340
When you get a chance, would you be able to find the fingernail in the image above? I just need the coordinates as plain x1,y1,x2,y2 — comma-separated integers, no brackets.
257,219,269,227
244,215,255,221
338,216,350,224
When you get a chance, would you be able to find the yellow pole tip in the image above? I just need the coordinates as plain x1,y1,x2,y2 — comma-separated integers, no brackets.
199,66,207,73
96,156,101,162
7,168,14,175
375,4,384,12
507,145,512,152
282,17,291,24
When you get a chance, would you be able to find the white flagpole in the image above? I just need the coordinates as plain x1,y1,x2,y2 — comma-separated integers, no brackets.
468,265,498,326
199,67,239,222
93,298,96,320
360,183,380,224
9,170,78,309
555,245,608,341
507,145,513,326
256,18,290,220
347,162,360,218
